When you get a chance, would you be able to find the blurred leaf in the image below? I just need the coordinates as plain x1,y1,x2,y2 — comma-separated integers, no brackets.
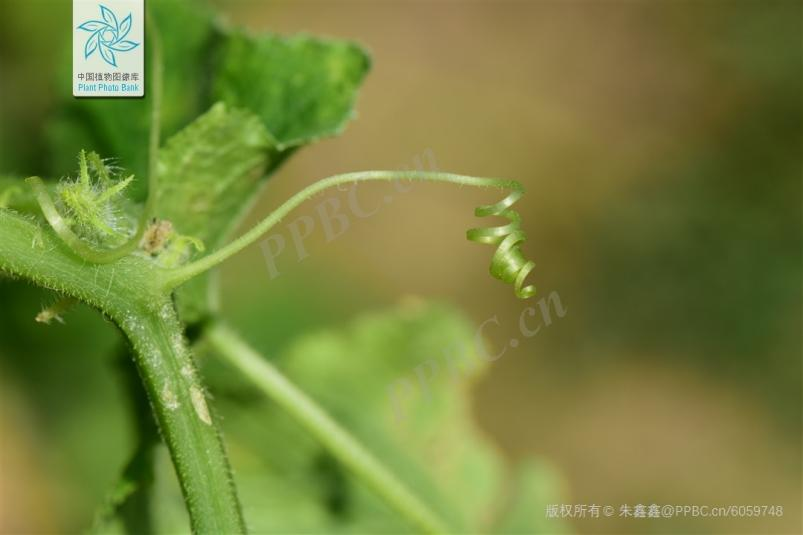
90,443,155,535
491,460,570,534
91,350,163,535
277,301,502,532
149,446,192,534
0,175,37,212
212,30,371,149
202,301,563,533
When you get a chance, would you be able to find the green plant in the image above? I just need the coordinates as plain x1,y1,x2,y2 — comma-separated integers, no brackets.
0,2,557,534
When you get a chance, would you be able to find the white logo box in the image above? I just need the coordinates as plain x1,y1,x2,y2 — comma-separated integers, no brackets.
73,0,144,97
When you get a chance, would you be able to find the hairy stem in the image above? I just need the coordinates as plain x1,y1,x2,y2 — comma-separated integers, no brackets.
205,322,451,535
121,300,245,534
163,171,522,290
0,210,244,534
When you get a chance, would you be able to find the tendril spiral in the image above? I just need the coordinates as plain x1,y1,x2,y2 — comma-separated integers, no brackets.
466,184,535,299
163,171,538,298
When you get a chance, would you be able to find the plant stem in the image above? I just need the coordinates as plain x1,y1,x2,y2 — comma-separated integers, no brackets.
205,322,452,535
0,210,245,534
163,171,521,289
122,301,246,534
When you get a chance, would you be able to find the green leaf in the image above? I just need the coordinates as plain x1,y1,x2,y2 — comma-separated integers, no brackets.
154,103,273,321
91,444,193,535
212,30,371,149
154,103,272,246
207,301,526,533
90,442,156,535
280,301,503,531
90,347,164,535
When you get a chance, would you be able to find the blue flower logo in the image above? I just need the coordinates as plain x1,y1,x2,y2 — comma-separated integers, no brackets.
77,5,139,68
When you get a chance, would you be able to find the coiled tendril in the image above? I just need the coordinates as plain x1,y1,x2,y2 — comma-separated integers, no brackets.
162,171,536,300
466,185,535,299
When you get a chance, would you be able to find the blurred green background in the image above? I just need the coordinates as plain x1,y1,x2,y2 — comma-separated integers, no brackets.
0,0,800,533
